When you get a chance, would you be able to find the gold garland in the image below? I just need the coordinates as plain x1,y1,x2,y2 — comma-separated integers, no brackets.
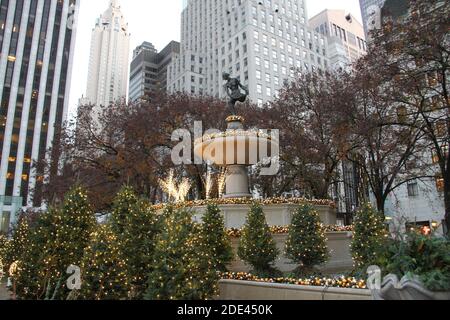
226,115,245,123
226,225,353,238
194,129,274,146
152,197,336,211
221,272,367,290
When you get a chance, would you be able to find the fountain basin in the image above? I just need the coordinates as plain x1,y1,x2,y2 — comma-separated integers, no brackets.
194,130,279,166
194,116,279,199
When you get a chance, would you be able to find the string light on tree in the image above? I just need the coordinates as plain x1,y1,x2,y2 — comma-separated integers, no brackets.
14,186,96,300
80,225,129,300
203,170,213,200
285,204,329,275
351,203,388,269
200,203,234,272
145,206,218,300
218,168,227,199
110,186,162,299
159,170,192,203
221,272,367,289
237,202,279,277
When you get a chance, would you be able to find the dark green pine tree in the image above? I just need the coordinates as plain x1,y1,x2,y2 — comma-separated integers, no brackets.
285,204,328,275
15,186,96,300
3,215,30,272
80,225,128,300
238,202,279,277
351,203,387,270
187,224,220,300
110,186,162,299
15,207,59,299
54,186,97,281
201,203,233,272
145,206,218,300
110,186,139,235
0,234,8,275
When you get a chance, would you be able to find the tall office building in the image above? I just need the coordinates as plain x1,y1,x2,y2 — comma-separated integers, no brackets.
85,0,130,108
359,0,386,39
309,10,367,69
129,41,180,102
168,0,329,106
132,41,157,59
0,0,80,232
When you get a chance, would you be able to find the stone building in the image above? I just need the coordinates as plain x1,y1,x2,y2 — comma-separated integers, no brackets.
168,0,329,106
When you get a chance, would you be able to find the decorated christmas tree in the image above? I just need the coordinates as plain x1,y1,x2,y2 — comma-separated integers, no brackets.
238,202,279,277
187,224,220,299
351,203,387,270
3,216,30,273
14,207,59,299
54,186,97,281
201,203,233,272
145,206,218,300
15,186,96,299
0,234,8,276
80,224,128,300
110,186,162,299
110,186,139,235
285,204,328,275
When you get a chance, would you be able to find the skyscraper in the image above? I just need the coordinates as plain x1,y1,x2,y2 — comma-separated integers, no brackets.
0,0,80,232
309,10,367,70
129,41,180,102
167,0,329,106
85,0,130,108
359,0,385,39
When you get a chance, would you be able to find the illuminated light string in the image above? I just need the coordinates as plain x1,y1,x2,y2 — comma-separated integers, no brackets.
0,259,4,282
152,197,336,211
204,170,214,200
217,168,227,198
221,272,367,290
226,225,353,238
194,129,276,146
225,115,245,123
158,169,191,203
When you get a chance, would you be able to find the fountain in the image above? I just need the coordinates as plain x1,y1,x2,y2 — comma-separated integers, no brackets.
163,74,348,273
194,115,278,199
191,73,337,229
192,113,336,229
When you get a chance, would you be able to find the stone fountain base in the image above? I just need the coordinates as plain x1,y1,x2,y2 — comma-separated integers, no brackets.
223,165,252,199
189,203,348,273
191,203,337,229
229,232,354,274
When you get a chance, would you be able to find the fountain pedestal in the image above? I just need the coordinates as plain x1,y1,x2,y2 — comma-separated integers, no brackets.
223,118,252,198
224,165,252,198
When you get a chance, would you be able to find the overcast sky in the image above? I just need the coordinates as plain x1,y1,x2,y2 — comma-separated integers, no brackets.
68,0,362,117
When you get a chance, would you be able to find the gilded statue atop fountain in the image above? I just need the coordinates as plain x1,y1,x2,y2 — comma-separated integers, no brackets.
223,72,249,115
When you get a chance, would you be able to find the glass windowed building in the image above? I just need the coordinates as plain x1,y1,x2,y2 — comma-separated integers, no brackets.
0,0,79,232
129,41,180,102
